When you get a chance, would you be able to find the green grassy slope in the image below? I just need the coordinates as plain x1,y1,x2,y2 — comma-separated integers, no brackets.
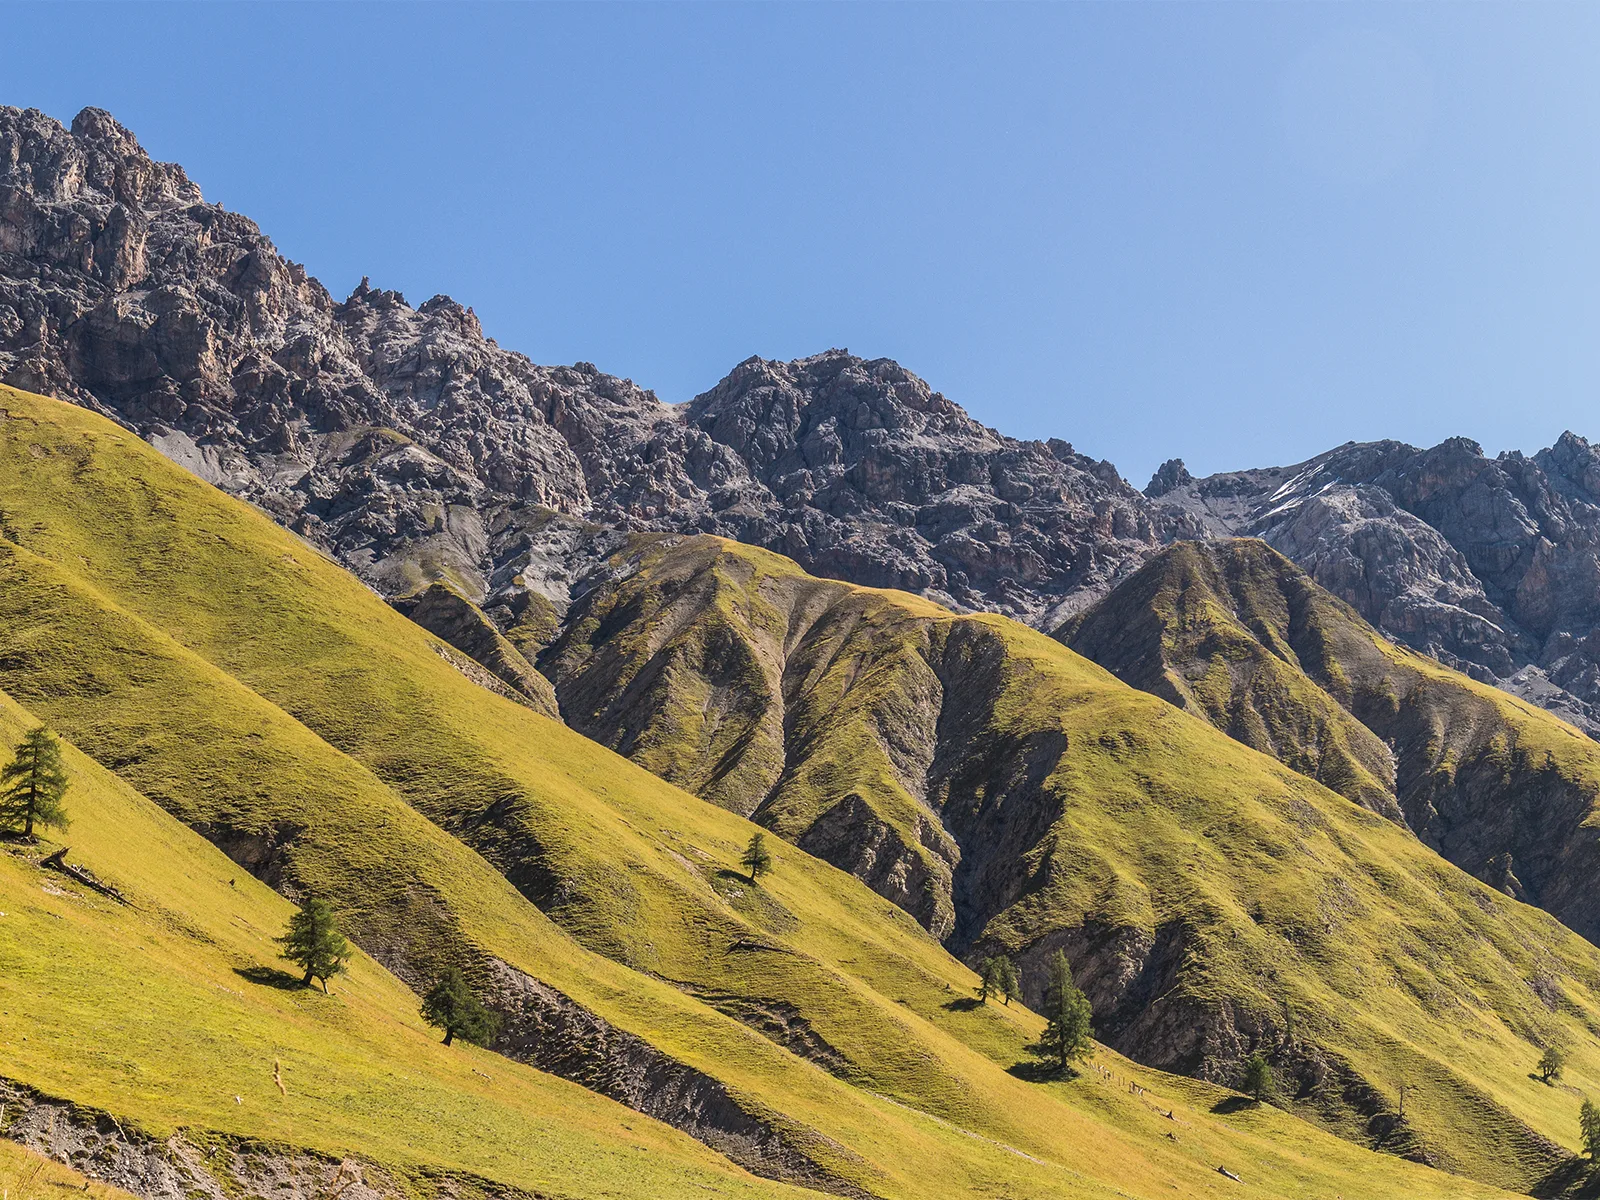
1058,540,1400,816
0,696,1529,1200
0,691,802,1200
533,532,1600,1190
0,386,1537,1199
1059,539,1600,946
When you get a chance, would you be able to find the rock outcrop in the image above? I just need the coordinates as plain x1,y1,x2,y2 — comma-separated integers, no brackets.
0,1078,502,1200
0,106,1177,640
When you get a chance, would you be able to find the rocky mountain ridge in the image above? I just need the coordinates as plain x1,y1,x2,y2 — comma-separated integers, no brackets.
3,104,1597,735
0,105,1175,629
1148,439,1600,735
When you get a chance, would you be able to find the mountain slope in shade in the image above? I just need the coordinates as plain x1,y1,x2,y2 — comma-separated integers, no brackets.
529,529,1600,1189
1059,539,1600,946
2,384,1552,1200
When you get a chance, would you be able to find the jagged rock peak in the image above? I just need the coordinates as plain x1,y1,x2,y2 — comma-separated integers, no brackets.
1152,433,1600,734
1,105,202,213
0,105,1183,629
1144,457,1192,498
5,106,1599,734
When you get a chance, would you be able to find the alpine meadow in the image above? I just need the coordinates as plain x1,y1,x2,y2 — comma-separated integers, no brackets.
4,18,1600,1199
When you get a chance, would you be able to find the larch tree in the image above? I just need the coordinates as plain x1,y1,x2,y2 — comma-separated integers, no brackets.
1242,1052,1275,1103
0,726,70,839
741,831,772,883
1538,1044,1568,1084
421,967,501,1047
1581,1097,1600,1159
278,897,350,992
977,954,1020,1006
1032,950,1093,1072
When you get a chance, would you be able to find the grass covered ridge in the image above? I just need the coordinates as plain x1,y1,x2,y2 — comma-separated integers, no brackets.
1060,538,1600,946
0,385,1556,1197
523,530,1600,1191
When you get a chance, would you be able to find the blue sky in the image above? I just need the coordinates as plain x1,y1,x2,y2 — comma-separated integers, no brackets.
7,3,1599,485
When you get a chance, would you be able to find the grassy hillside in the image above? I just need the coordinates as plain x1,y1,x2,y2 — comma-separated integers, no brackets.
0,698,1533,1200
1059,539,1600,945
0,385,1543,1198
0,692,801,1200
532,532,1600,1189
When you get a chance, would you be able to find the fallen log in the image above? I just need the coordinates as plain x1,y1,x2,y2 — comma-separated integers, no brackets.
42,848,129,905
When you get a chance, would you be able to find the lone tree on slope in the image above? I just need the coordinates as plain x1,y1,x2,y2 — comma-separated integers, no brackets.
421,967,502,1047
1032,950,1093,1072
0,726,70,839
741,831,772,883
278,897,349,992
1581,1097,1600,1160
1242,1052,1275,1103
1538,1044,1569,1084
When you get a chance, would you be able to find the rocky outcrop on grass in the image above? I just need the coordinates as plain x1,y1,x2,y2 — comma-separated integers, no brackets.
481,959,872,1197
0,1078,521,1200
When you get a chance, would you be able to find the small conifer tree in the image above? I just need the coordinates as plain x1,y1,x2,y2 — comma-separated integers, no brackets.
977,955,1001,1002
998,956,1020,1006
1538,1044,1568,1084
1242,1052,1274,1103
278,897,349,991
1031,950,1093,1072
741,831,772,883
0,727,70,839
421,967,501,1046
1581,1097,1600,1159
977,954,1020,1006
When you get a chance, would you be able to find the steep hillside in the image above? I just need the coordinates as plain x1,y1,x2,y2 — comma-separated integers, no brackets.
0,692,803,1200
1060,539,1600,945
533,529,1600,1188
0,384,1541,1200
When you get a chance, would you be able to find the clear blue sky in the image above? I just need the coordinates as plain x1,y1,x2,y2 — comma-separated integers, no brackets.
8,3,1599,486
